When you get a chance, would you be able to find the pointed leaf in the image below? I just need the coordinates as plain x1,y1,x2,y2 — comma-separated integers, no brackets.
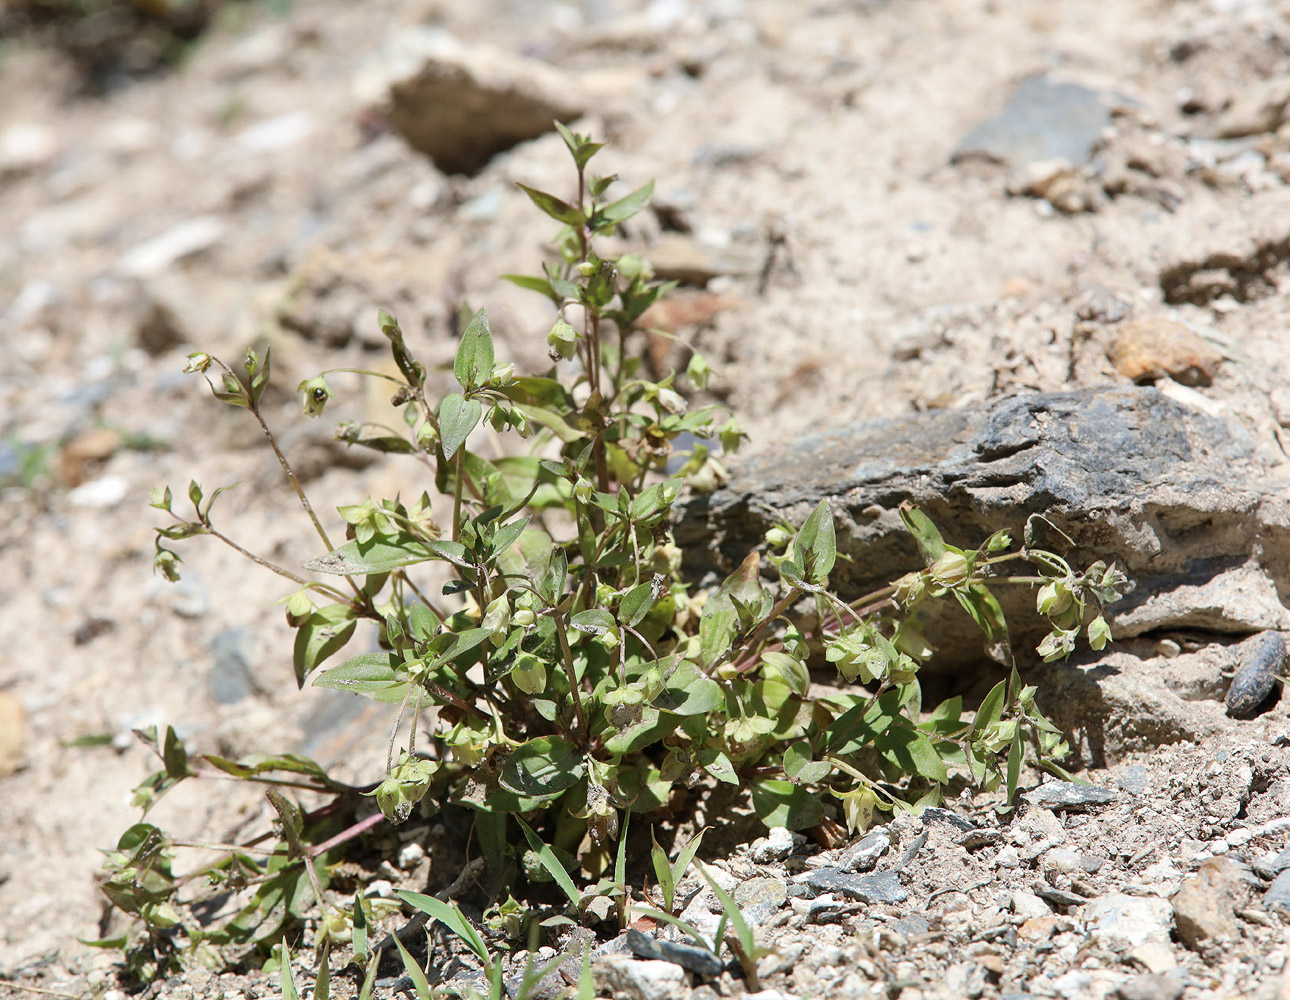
517,183,586,227
440,393,482,459
454,309,495,391
595,180,654,227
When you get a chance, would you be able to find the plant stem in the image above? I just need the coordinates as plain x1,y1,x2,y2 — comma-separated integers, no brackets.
452,447,465,541
550,607,588,739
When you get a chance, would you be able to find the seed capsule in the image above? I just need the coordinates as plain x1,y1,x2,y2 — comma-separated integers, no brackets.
1226,631,1286,718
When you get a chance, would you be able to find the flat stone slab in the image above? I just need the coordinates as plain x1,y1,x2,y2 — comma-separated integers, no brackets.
677,386,1290,665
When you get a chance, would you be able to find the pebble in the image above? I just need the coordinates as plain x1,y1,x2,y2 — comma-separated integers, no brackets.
595,955,689,1000
750,826,796,863
1022,780,1116,811
1107,318,1222,388
1116,970,1185,1000
1083,894,1173,949
995,846,1021,869
793,868,907,904
66,475,130,508
0,122,58,173
1044,849,1081,874
1172,857,1245,948
397,842,425,870
627,929,724,977
234,111,316,155
210,627,255,704
840,829,890,872
1115,766,1151,794
1263,869,1290,913
1129,941,1177,973
733,877,788,909
1011,890,1051,920
117,216,227,278
953,76,1113,167
1226,630,1285,718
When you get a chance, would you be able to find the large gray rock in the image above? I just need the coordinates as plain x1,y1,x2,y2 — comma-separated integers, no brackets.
676,386,1290,667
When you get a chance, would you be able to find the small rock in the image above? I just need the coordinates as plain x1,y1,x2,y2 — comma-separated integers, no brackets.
1116,765,1151,794
58,427,124,486
1011,890,1051,920
1017,914,1060,942
1022,780,1116,811
1107,318,1222,387
921,808,977,833
397,842,425,870
1172,857,1247,948
234,111,316,156
66,475,130,508
0,122,58,173
1116,970,1185,1000
1044,848,1081,874
1263,868,1290,913
733,877,787,909
750,826,796,863
355,28,586,175
594,955,689,1000
627,930,723,978
995,846,1021,869
1129,941,1177,973
117,216,227,278
793,868,907,904
953,76,1114,167
1084,894,1173,950
1226,631,1285,718
1034,886,1091,908
840,829,890,872
210,628,256,705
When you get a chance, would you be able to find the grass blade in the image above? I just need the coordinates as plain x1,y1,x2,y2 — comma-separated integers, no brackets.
393,932,431,1000
515,816,581,909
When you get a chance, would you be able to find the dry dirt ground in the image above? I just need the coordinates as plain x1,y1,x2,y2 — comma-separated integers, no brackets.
6,0,1290,997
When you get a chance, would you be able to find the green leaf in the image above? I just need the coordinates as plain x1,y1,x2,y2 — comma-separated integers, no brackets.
824,688,902,755
454,309,495,391
875,720,949,784
311,652,431,706
971,679,1007,740
303,538,435,575
782,741,832,783
618,581,656,628
569,609,617,635
1006,728,1023,805
280,942,299,1000
512,403,586,443
358,948,380,1000
517,183,586,227
515,817,582,909
900,503,947,563
292,606,357,686
397,892,491,968
595,180,654,228
654,660,724,716
440,393,482,459
792,500,836,586
502,273,559,303
392,932,431,1000
604,707,675,755
953,583,1009,645
201,752,342,788
500,736,586,797
749,778,824,830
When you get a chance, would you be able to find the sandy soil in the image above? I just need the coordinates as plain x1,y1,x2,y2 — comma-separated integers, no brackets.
4,0,1290,997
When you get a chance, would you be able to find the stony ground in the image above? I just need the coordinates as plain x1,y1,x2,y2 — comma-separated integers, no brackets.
6,0,1290,998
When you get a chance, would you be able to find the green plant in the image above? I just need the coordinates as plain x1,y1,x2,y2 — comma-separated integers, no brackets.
100,126,1127,987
